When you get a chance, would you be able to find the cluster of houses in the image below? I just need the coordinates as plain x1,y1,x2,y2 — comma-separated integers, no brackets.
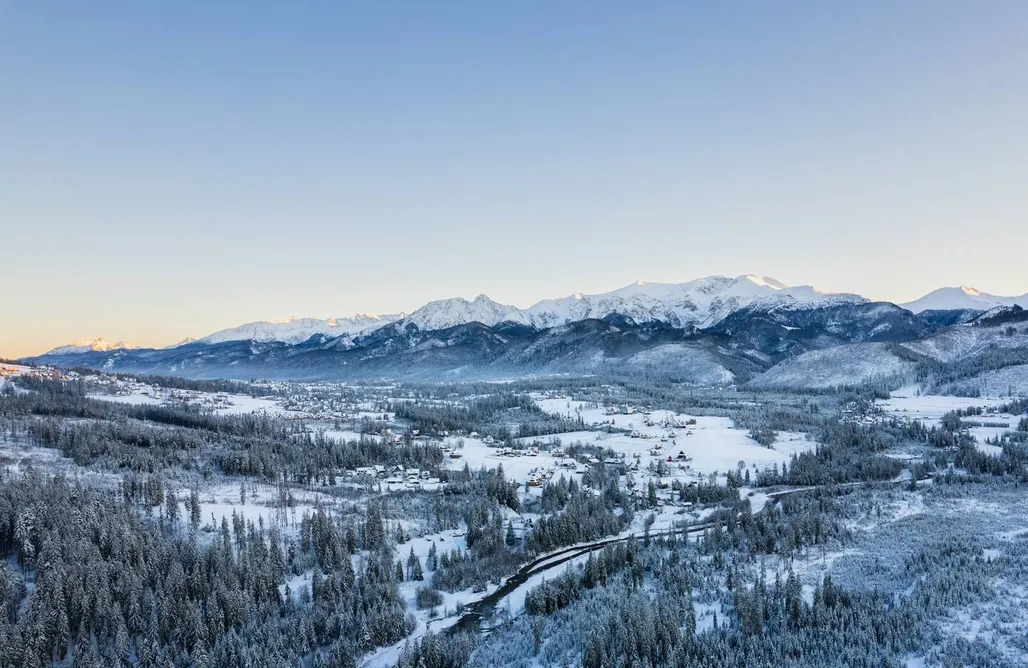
345,464,441,491
0,364,65,382
526,466,558,487
491,445,542,458
645,415,697,429
259,380,396,421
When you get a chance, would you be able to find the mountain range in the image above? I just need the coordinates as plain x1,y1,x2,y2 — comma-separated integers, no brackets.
48,275,871,351
25,275,1028,392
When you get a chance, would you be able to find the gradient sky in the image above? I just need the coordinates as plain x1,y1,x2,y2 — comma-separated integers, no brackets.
2,2,1027,357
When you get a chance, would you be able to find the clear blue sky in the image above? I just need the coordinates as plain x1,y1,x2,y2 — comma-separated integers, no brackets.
2,1,1026,357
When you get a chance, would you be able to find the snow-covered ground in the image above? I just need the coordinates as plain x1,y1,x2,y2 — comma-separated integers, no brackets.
0,435,122,484
881,391,1008,422
318,428,368,442
86,382,286,415
211,394,284,415
0,363,48,391
452,398,821,493
161,479,337,539
881,389,1019,455
87,391,163,406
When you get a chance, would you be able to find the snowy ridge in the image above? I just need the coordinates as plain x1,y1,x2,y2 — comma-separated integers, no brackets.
42,276,1028,353
401,295,533,331
526,275,866,329
196,314,404,345
44,337,136,355
175,274,867,347
900,286,1028,314
395,275,867,333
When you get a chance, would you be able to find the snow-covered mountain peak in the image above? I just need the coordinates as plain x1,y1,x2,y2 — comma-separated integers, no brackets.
402,295,531,331
45,337,135,355
196,313,404,345
526,275,865,330
900,286,1028,314
392,275,859,333
738,274,789,290
39,274,901,354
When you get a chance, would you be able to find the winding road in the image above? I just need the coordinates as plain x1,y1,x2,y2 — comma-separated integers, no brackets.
360,475,924,665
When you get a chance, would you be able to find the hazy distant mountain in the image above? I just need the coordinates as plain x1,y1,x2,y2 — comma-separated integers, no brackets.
44,337,135,355
196,314,404,345
900,286,1028,314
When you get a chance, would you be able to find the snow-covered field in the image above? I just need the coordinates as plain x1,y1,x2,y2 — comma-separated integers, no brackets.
881,391,1008,422
556,399,807,471
166,480,330,536
212,394,284,415
87,391,163,406
0,363,40,391
881,389,1019,455
434,399,817,502
86,384,286,415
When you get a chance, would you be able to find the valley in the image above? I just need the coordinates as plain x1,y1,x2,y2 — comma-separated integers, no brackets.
2,359,1027,666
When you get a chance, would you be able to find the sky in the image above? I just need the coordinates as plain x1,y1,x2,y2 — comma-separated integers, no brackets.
2,1,1027,357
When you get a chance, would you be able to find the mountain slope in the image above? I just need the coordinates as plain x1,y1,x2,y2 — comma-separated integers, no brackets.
24,320,743,383
706,301,933,362
30,307,1020,391
747,343,918,390
388,275,867,334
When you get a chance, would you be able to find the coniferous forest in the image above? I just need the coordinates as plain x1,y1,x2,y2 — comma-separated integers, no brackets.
1,368,1028,667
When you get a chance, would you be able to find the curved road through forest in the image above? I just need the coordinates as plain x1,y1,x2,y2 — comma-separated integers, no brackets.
447,477,925,635
360,476,924,665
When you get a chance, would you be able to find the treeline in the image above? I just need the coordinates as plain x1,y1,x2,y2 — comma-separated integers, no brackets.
917,346,1028,394
430,466,631,593
698,491,848,561
390,393,584,442
6,377,287,437
524,542,640,616
577,569,924,668
217,430,444,484
755,419,905,487
105,372,259,396
5,379,445,482
526,478,631,554
468,482,1007,668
